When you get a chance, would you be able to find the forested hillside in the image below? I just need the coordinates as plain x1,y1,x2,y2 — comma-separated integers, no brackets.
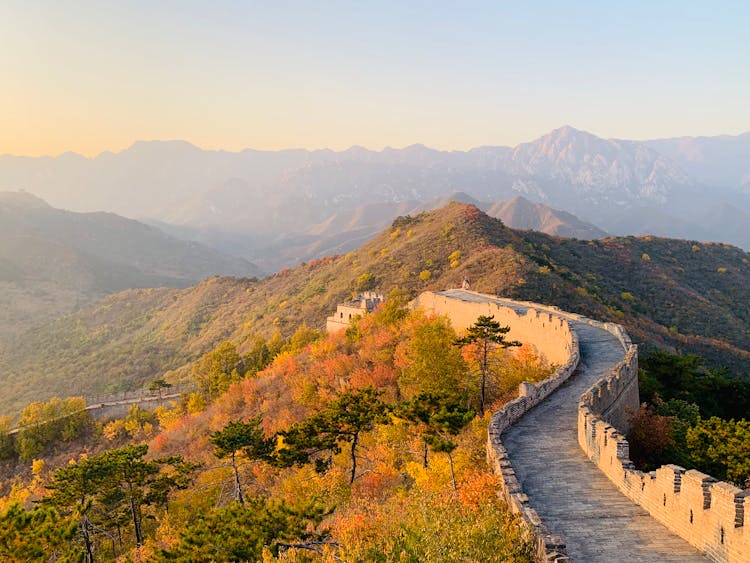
0,191,261,346
0,299,545,561
2,202,748,416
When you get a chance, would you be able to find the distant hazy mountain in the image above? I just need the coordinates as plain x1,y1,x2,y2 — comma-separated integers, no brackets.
485,196,607,239
410,192,607,239
2,126,749,266
0,191,261,341
505,126,695,214
644,132,750,190
0,142,314,219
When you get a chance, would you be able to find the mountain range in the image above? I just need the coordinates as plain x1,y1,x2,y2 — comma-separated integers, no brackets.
0,191,260,342
1,202,747,416
644,132,750,189
1,126,749,270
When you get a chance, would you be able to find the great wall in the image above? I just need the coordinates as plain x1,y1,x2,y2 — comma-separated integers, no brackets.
8,384,192,437
414,289,749,563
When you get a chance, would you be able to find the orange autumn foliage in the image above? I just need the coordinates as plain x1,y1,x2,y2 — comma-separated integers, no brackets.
457,469,501,513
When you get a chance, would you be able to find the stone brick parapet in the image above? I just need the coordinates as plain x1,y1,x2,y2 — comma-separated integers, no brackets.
9,384,193,436
414,290,750,561
486,333,579,563
413,290,577,366
577,324,750,562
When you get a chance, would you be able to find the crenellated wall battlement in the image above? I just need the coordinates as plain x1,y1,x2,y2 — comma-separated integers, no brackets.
485,344,579,563
419,289,748,563
578,323,750,563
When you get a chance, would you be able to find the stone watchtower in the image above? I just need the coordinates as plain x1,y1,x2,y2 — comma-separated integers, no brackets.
326,291,385,333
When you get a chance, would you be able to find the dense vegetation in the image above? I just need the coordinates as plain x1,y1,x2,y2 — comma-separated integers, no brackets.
628,351,750,487
1,201,747,559
2,202,748,417
0,303,551,561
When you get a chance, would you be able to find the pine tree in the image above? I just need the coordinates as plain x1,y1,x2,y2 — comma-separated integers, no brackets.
276,387,389,484
454,315,521,414
161,498,328,561
397,392,474,488
44,444,194,557
210,417,273,506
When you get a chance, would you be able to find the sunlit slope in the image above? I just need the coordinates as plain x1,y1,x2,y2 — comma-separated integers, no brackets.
1,202,748,415
0,191,261,342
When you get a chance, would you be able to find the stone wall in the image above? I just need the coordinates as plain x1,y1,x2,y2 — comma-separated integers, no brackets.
415,290,579,562
413,291,575,366
85,393,183,421
326,304,362,333
486,340,579,563
82,384,193,421
578,326,750,563
326,292,385,333
8,390,187,439
415,290,750,562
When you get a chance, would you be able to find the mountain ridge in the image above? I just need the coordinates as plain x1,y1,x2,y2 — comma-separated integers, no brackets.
6,126,749,161
2,126,749,267
1,202,747,417
0,191,262,345
486,196,608,239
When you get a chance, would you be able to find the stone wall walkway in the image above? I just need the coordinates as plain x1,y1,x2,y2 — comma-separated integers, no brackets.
502,319,707,561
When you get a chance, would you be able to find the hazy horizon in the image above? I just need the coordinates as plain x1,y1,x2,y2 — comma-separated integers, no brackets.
3,1,749,157
3,125,750,160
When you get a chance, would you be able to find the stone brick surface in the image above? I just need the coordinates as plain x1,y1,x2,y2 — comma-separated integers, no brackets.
420,291,725,561
503,321,707,561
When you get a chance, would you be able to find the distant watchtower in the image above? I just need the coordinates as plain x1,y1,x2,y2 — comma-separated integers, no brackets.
326,291,385,333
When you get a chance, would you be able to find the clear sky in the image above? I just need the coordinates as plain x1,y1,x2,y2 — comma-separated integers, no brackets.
1,0,749,156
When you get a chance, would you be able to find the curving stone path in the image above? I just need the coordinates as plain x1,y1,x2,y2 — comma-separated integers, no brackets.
502,318,707,562
436,291,708,561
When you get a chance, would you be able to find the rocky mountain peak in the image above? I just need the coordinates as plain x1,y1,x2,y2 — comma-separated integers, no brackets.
508,126,692,204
